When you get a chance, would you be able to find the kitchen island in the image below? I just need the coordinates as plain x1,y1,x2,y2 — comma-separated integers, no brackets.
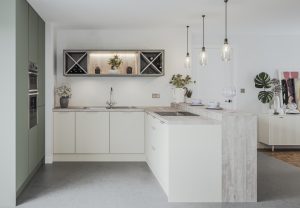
52,104,257,203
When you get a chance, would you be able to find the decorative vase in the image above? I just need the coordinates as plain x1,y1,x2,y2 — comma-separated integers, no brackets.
173,88,185,103
273,95,281,114
95,66,101,74
60,96,69,108
126,66,133,74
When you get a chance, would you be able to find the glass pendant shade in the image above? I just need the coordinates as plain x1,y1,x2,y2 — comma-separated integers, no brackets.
222,0,232,63
184,26,191,69
200,15,207,66
184,54,191,69
222,39,231,62
200,47,207,66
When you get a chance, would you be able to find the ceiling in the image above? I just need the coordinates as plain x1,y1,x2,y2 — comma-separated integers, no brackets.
27,0,300,35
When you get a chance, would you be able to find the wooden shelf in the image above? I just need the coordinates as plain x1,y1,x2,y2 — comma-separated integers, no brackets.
63,50,164,77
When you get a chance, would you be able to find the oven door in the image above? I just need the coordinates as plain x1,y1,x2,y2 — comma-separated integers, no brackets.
29,92,38,129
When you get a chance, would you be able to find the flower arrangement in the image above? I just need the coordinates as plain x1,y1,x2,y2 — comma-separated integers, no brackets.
55,85,72,98
108,55,123,70
169,74,195,88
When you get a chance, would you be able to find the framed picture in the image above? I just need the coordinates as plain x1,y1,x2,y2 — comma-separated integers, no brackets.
278,70,300,109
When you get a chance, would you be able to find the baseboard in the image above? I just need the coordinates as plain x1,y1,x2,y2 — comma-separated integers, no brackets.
45,155,53,164
53,154,146,162
16,158,44,198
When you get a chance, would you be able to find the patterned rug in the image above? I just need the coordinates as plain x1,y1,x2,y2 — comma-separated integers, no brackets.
261,150,300,168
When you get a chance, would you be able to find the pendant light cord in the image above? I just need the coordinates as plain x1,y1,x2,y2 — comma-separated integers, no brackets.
225,0,228,40
202,15,205,48
186,26,189,55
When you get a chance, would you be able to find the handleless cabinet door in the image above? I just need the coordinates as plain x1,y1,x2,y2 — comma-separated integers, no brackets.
110,112,145,153
37,106,45,161
28,5,38,64
37,17,45,106
29,126,38,173
76,112,109,153
54,112,75,153
16,0,29,191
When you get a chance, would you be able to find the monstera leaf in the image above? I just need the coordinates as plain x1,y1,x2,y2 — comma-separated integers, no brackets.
255,72,271,89
258,91,274,104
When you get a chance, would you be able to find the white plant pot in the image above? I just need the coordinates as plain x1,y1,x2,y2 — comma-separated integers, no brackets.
108,69,120,74
173,88,185,103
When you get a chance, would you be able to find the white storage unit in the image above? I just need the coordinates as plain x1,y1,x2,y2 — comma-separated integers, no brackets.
145,112,222,202
53,112,75,153
53,111,145,160
110,112,144,153
145,112,169,194
258,114,300,149
76,112,109,153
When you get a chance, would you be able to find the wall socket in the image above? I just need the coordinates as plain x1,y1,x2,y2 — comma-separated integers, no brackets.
152,93,160,98
240,88,246,93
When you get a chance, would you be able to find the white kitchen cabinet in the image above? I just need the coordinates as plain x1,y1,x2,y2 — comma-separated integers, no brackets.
53,112,75,153
145,112,222,202
145,112,169,194
110,112,144,153
258,114,300,148
76,112,109,153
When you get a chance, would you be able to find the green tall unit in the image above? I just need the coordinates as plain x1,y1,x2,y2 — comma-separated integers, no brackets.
16,0,45,196
16,0,29,192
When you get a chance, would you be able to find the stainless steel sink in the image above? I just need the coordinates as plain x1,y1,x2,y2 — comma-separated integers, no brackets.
154,111,199,116
106,106,137,109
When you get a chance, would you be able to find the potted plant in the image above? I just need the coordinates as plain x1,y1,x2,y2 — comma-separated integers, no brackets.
254,72,282,114
55,85,72,108
169,74,195,103
108,55,123,74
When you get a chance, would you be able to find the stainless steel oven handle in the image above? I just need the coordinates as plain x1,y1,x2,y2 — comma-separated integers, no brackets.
29,92,39,96
28,71,38,75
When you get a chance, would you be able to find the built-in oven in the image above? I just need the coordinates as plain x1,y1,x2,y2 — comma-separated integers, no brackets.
28,62,38,129
28,62,38,92
29,92,38,129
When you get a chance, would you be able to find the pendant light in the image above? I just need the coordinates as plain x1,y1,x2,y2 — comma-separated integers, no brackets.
184,25,191,69
222,0,232,62
200,15,207,66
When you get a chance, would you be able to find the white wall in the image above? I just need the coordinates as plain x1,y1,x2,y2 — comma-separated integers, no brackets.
55,28,189,107
191,34,300,113
234,35,300,113
190,34,235,108
0,0,16,207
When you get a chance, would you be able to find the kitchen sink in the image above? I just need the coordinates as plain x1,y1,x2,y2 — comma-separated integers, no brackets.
154,111,199,116
106,106,137,109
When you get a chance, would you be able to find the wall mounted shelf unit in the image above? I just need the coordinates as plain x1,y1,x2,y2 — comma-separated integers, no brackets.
63,50,165,77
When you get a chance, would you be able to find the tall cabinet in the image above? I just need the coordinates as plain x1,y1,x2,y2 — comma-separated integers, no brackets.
16,0,45,195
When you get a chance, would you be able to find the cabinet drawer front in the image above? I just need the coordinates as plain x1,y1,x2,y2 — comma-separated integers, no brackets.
110,112,145,153
53,112,75,153
76,112,109,153
270,116,300,145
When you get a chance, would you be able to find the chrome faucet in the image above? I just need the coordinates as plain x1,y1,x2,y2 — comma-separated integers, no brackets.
106,87,115,108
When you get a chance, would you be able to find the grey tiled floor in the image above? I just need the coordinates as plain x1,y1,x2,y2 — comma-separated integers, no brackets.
17,152,300,208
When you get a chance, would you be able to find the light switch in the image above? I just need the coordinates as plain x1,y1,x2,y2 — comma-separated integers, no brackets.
152,93,160,98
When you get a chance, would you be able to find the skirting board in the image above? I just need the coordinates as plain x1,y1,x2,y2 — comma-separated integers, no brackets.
53,154,146,162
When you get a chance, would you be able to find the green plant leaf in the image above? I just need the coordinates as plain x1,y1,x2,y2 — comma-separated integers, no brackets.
255,72,271,89
258,91,273,103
